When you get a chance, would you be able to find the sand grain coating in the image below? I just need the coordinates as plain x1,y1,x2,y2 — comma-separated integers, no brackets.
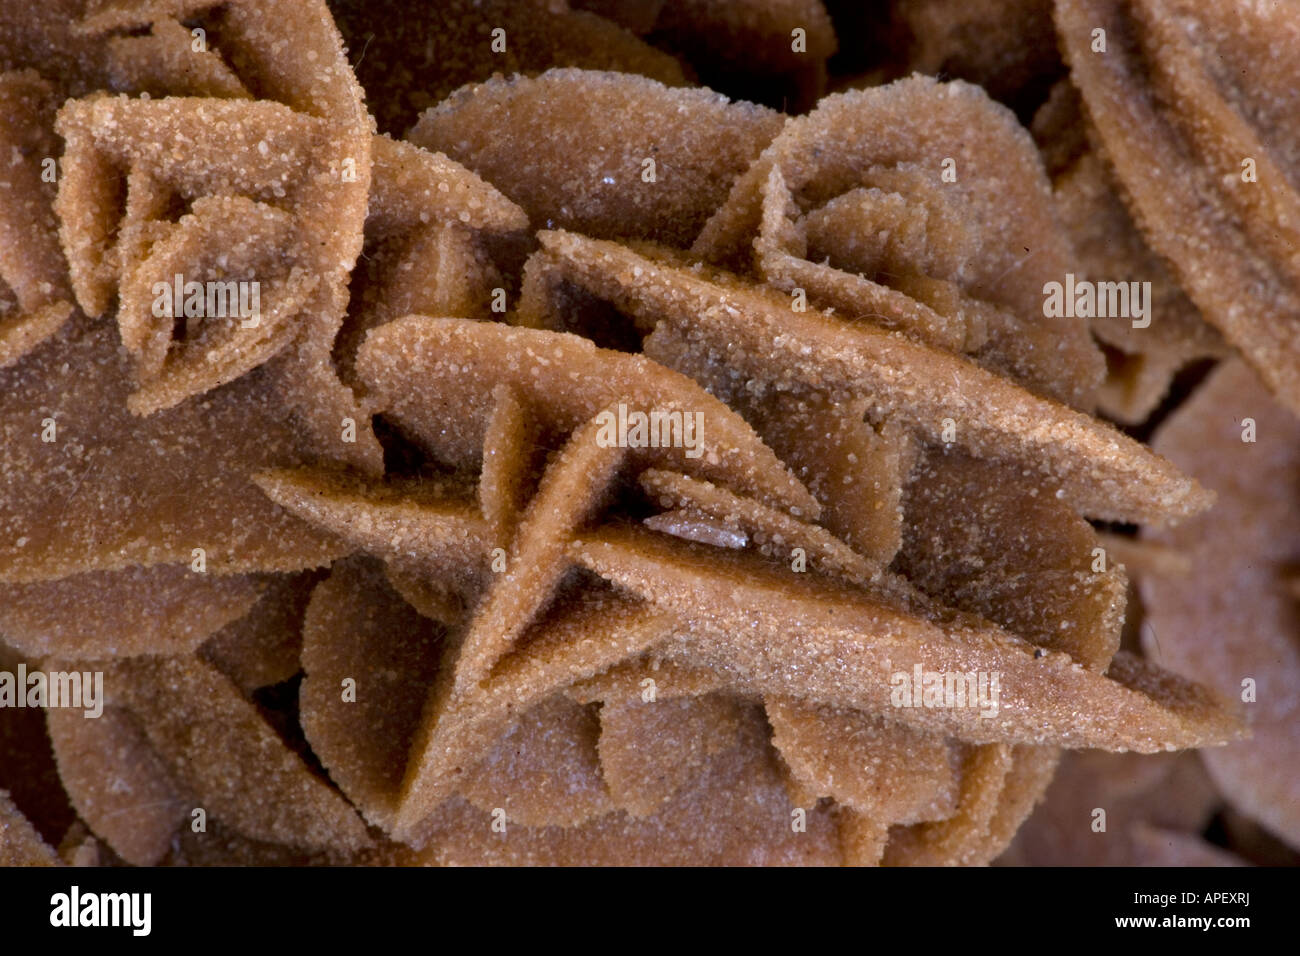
0,0,1283,867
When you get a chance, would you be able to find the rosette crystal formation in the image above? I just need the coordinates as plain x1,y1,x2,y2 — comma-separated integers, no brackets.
0,0,1264,867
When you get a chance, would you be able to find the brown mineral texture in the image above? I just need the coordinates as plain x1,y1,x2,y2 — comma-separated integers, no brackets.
0,0,1288,871
1057,0,1300,418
